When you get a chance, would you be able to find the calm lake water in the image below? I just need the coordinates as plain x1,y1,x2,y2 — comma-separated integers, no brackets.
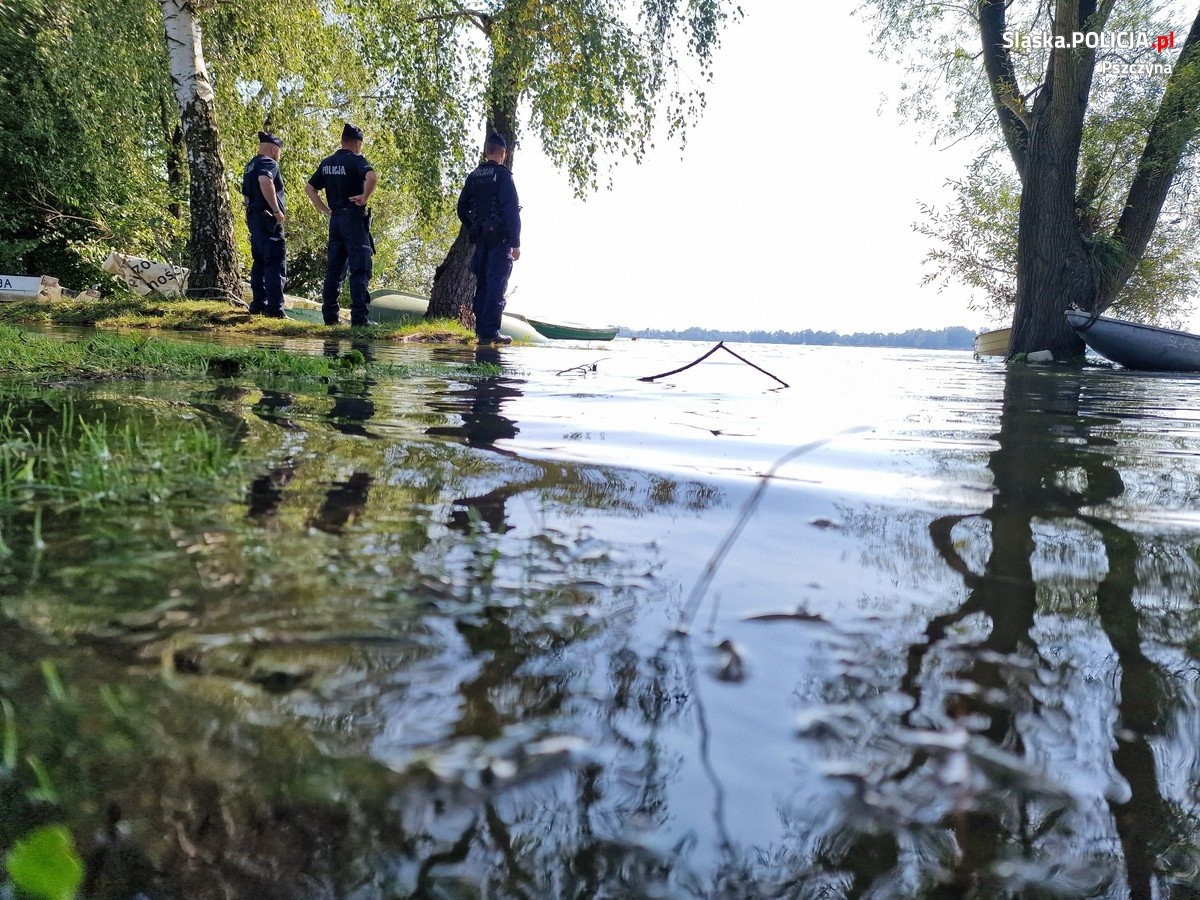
1,335,1198,897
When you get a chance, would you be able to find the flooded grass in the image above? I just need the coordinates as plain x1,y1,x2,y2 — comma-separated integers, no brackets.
0,325,501,383
0,402,240,513
0,295,476,343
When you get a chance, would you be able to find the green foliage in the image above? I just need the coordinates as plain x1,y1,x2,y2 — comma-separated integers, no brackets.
202,0,458,295
0,0,737,298
0,0,180,286
916,156,1021,317
5,825,83,900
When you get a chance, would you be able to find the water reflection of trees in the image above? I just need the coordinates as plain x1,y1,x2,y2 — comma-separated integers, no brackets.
801,366,1200,896
0,362,735,894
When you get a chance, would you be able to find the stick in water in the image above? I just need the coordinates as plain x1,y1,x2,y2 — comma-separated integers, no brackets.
639,341,789,387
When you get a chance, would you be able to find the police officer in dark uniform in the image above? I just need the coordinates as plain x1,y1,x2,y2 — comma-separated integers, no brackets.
457,133,521,345
304,123,378,326
241,131,287,317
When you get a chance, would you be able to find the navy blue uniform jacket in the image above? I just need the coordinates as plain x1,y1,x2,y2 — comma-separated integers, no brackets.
308,149,374,210
457,160,521,247
242,155,285,213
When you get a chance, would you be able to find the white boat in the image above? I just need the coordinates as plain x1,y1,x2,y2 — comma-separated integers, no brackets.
285,291,548,342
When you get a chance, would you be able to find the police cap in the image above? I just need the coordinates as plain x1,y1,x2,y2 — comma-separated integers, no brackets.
485,132,507,150
342,123,364,142
257,131,283,147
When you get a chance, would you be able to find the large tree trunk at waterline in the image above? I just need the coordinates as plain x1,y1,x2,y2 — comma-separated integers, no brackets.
1008,182,1092,358
428,228,476,328
1006,3,1094,360
161,0,239,301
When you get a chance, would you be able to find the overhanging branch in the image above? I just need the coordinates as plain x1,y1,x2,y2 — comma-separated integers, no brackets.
417,6,491,35
978,0,1030,181
1101,7,1200,309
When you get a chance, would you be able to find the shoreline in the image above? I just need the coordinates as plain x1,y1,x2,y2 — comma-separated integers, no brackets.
0,295,475,345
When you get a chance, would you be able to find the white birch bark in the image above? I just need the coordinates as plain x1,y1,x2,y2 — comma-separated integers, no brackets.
160,0,214,111
159,0,239,300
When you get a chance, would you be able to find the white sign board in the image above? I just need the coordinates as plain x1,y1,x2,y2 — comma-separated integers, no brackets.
101,253,188,297
0,275,42,299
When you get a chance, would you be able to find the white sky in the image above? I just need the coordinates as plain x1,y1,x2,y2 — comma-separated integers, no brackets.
505,2,990,335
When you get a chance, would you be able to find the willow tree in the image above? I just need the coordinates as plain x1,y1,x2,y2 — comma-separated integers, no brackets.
352,0,741,326
864,1,1200,357
0,0,180,285
160,0,239,301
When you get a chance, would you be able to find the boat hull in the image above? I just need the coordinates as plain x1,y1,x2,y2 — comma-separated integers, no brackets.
364,291,549,342
290,289,612,342
509,314,618,341
974,327,1010,357
282,296,328,323
1065,310,1200,372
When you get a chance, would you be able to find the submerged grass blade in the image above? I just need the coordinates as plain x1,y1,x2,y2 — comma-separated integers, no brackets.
2,698,17,771
0,324,391,382
0,401,244,514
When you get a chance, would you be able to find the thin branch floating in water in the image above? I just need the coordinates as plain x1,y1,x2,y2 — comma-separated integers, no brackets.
555,359,605,376
638,341,789,387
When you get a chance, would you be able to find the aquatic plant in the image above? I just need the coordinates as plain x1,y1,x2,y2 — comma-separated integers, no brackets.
0,402,241,511
0,326,502,384
0,325,374,382
1,673,85,900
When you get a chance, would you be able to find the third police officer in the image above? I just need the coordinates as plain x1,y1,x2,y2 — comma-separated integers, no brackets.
457,132,521,345
241,130,287,318
304,123,378,326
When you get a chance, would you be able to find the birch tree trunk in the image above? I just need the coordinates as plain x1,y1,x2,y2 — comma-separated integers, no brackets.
160,0,239,301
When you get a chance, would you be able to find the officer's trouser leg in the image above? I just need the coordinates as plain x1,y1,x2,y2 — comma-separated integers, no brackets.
344,215,374,327
261,224,286,316
321,224,348,326
472,241,511,340
248,218,268,314
469,241,486,336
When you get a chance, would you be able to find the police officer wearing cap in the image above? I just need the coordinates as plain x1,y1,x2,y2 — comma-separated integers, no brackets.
304,123,378,326
241,131,287,317
457,132,521,345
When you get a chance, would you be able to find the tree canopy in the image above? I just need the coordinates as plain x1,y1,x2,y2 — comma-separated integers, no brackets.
351,0,742,195
0,0,457,295
861,0,1200,351
0,0,175,286
350,0,745,321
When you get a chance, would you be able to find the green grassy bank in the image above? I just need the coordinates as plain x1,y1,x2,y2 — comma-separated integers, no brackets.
0,296,474,343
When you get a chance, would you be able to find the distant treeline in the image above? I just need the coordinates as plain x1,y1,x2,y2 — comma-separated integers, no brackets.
619,326,978,349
